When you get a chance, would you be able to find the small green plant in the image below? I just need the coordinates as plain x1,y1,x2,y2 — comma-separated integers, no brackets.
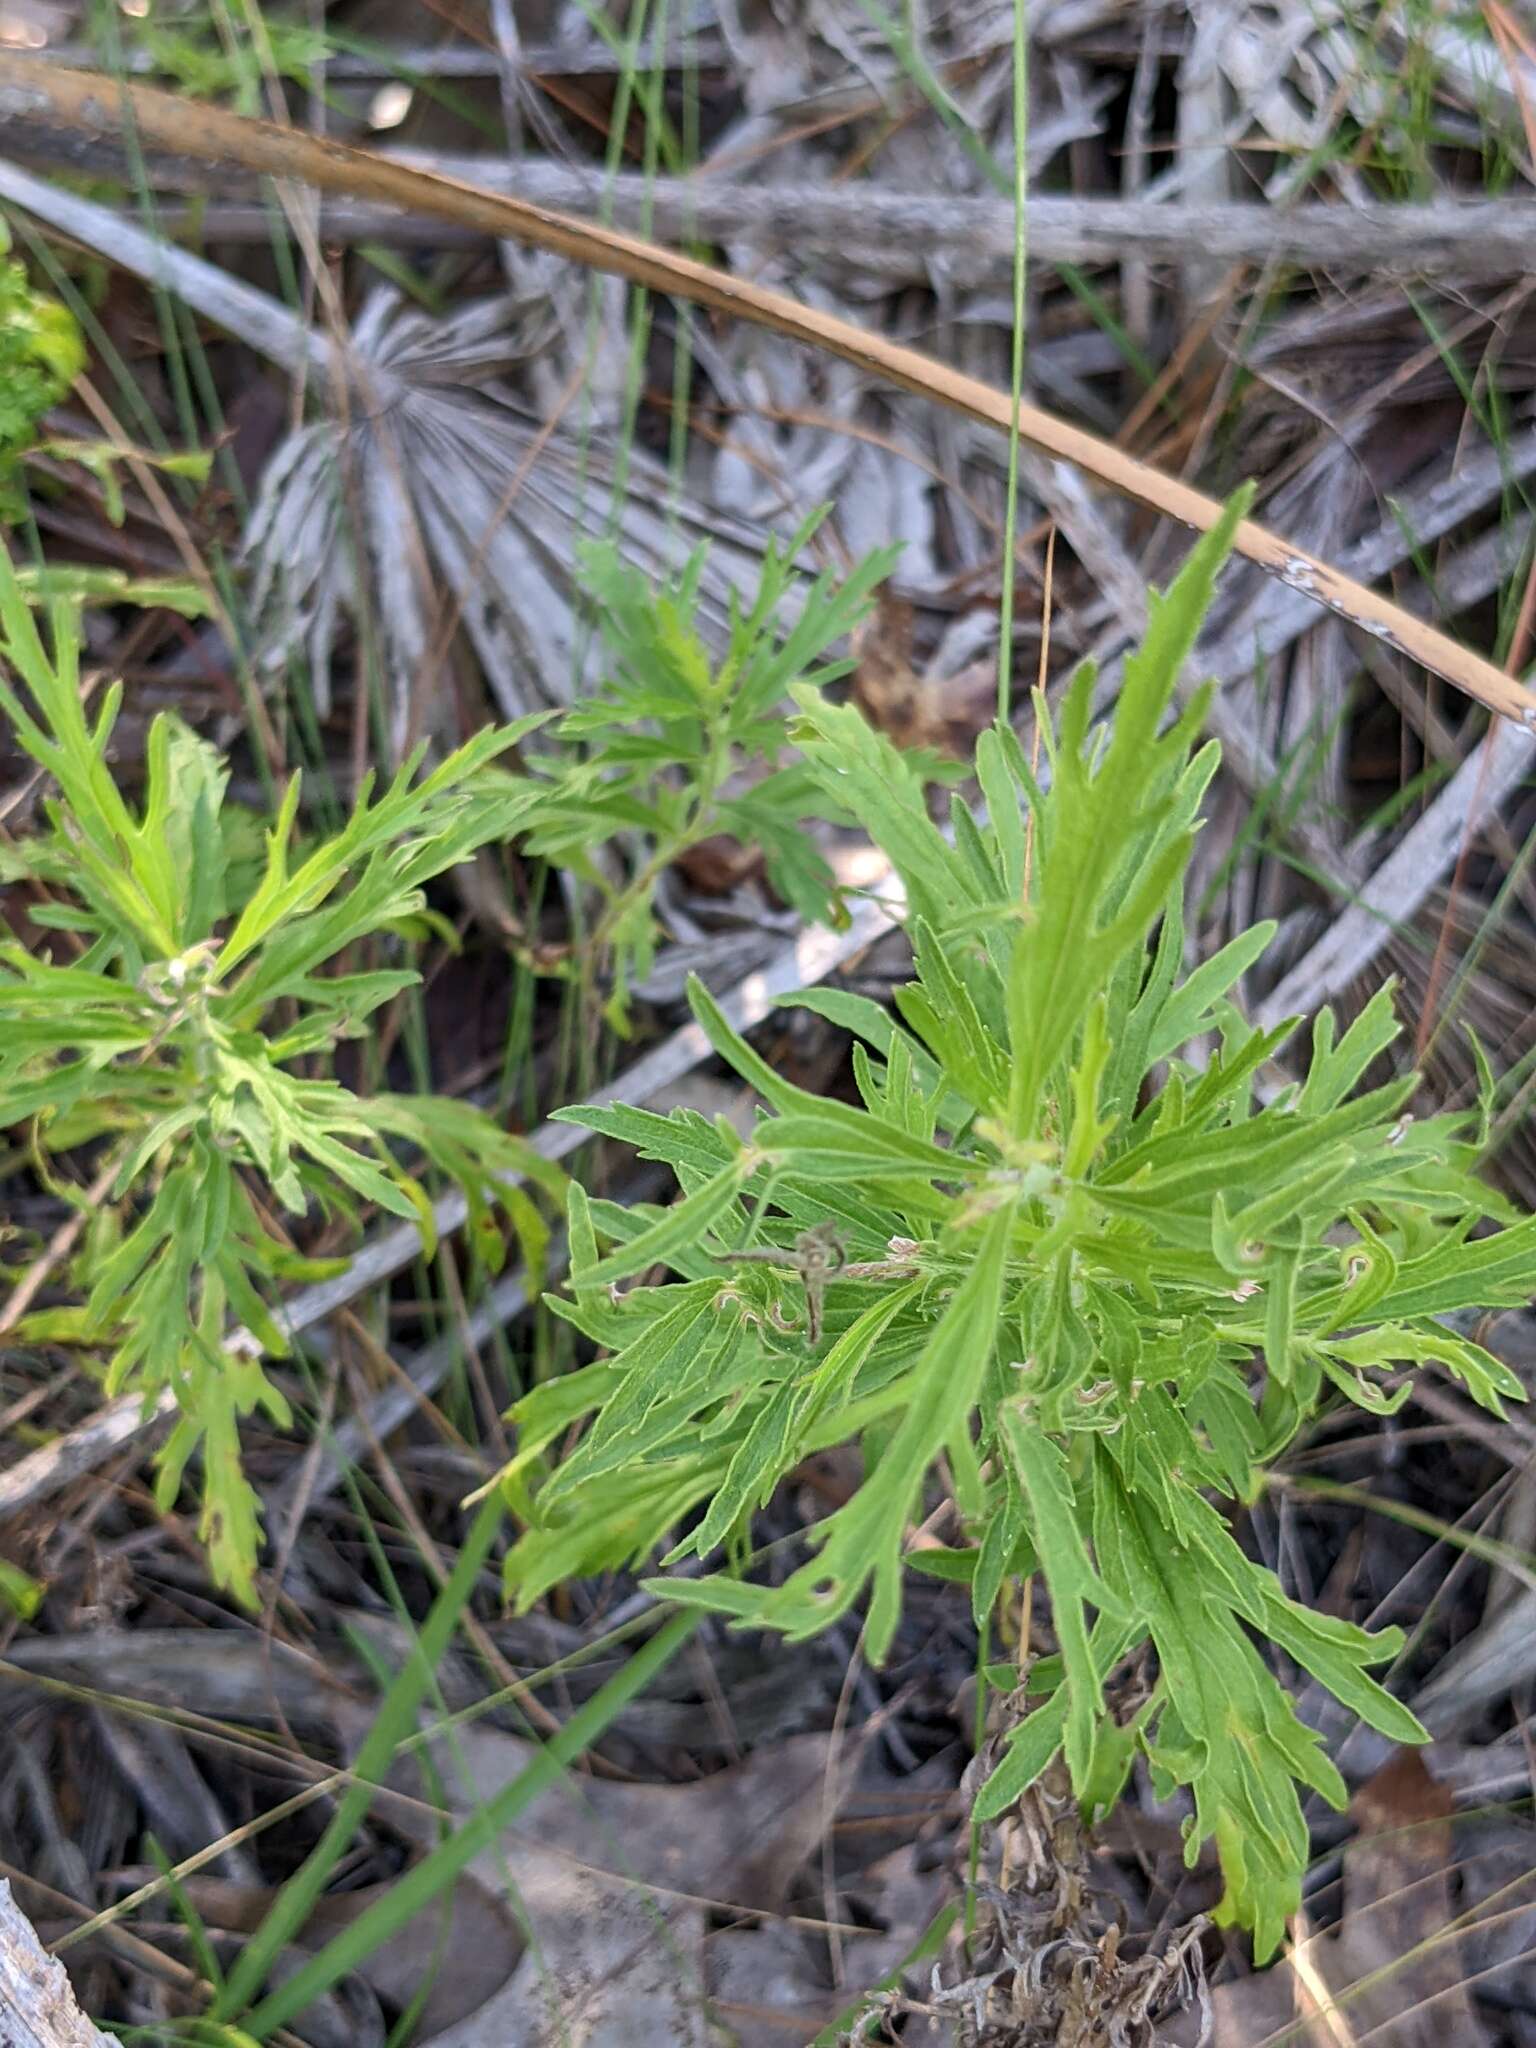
521,516,898,1030
500,490,1535,1958
1,564,210,616
0,550,563,1602
0,222,85,523
125,6,333,113
30,439,213,530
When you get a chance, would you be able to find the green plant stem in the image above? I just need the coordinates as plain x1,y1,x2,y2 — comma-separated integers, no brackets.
997,0,1028,725
578,730,727,1004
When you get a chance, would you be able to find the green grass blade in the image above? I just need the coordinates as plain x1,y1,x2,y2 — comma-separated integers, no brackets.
239,1610,699,2037
210,1493,504,2019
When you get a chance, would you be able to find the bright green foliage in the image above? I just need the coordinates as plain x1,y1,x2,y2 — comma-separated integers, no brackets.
0,551,564,1603
130,10,332,112
4,564,210,616
0,223,85,523
500,489,1533,1960
520,514,898,1030
32,440,213,530
0,1557,44,1621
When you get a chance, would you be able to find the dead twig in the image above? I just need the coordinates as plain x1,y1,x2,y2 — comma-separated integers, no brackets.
0,1879,113,2048
44,172,1536,280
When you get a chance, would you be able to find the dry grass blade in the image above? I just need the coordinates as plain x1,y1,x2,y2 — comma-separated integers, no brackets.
1,56,1533,729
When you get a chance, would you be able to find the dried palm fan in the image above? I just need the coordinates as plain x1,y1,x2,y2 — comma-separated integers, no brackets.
241,281,829,750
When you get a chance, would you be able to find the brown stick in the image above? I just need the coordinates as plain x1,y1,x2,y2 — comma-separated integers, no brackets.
1,55,1533,730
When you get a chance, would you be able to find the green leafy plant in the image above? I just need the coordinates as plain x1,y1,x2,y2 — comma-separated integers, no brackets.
499,490,1535,1958
6,563,210,616
30,439,213,529
126,7,333,112
0,551,564,1602
0,221,85,523
520,516,899,1030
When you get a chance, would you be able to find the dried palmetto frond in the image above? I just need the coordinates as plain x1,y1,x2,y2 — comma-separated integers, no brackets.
242,284,819,754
